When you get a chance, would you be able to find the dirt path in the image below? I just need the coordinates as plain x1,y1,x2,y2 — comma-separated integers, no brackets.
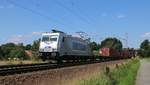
136,60,150,85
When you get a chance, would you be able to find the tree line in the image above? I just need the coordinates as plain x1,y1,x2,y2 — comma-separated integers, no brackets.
0,37,149,60
0,39,40,60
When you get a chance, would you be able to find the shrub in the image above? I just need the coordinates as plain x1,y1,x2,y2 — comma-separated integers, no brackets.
78,58,140,85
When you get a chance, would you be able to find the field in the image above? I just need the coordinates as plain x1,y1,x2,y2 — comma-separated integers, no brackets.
78,58,140,85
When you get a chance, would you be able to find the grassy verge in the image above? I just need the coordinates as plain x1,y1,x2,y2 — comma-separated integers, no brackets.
78,58,140,85
145,58,150,61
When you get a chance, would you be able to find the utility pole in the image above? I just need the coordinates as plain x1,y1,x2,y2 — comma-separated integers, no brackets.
76,31,91,43
112,33,128,48
125,33,128,48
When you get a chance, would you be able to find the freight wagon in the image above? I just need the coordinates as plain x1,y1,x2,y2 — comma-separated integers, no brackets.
100,48,135,59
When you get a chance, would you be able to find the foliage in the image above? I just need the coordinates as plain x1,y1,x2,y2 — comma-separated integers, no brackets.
79,74,111,85
100,37,123,50
0,46,3,59
0,43,29,60
110,59,140,85
31,51,41,61
79,58,140,85
90,41,100,51
9,48,29,60
31,39,40,51
0,38,42,60
25,44,32,50
0,43,16,59
138,39,150,57
140,39,150,50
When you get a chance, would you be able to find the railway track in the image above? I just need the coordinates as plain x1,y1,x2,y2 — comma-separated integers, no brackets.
0,63,58,76
0,58,120,76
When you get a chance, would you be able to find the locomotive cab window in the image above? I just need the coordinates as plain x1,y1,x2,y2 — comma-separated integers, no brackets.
42,35,58,42
42,36,49,42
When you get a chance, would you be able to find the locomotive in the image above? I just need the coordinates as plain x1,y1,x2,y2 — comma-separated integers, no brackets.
39,30,135,62
39,30,93,62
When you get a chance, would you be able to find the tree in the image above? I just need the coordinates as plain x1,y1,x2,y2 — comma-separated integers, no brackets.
140,39,150,50
0,46,3,59
90,41,100,51
139,39,150,57
0,39,41,60
25,44,32,50
17,43,24,49
9,48,29,60
0,43,16,59
100,37,123,50
32,39,40,51
0,43,30,60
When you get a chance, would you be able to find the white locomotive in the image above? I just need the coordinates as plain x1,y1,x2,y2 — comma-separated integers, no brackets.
39,30,93,62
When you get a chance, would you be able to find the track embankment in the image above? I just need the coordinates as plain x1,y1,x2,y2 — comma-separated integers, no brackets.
0,60,124,85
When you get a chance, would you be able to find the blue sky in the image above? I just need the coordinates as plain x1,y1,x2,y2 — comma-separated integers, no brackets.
0,0,150,48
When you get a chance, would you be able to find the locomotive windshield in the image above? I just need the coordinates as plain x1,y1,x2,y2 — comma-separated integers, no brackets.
42,35,58,42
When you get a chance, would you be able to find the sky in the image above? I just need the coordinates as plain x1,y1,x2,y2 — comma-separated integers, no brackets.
0,0,150,48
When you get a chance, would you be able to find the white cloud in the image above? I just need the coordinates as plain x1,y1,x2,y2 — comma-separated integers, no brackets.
7,32,42,44
32,32,42,35
101,12,126,19
7,35,24,44
142,32,150,38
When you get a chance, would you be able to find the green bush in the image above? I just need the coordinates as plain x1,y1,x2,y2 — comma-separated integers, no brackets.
79,59,140,85
79,74,111,85
111,59,140,85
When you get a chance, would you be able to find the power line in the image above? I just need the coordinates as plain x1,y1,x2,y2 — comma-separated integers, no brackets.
30,0,83,29
70,0,95,25
29,0,89,30
53,0,91,25
6,0,67,27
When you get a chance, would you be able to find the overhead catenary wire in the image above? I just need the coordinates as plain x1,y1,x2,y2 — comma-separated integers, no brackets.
53,0,92,26
70,0,95,25
7,0,92,31
6,0,67,27
29,0,87,30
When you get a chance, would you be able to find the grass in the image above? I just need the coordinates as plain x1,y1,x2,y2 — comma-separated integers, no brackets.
78,58,140,85
145,58,150,61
